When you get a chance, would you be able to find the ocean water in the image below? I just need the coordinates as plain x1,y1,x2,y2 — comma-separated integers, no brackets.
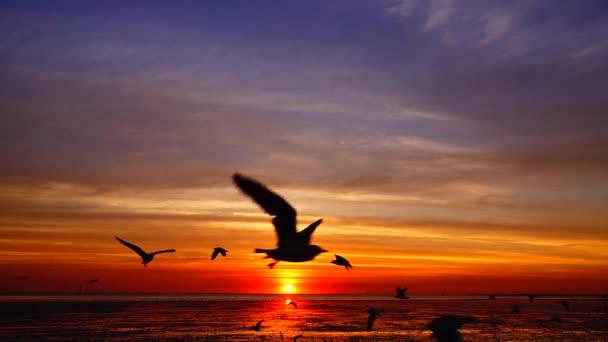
1,294,606,341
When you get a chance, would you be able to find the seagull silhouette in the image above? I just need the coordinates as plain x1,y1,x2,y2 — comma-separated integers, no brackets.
293,334,303,341
330,254,353,272
395,287,409,299
87,278,99,285
232,173,327,269
115,236,175,267
427,315,475,342
287,301,298,308
211,247,228,260
365,307,383,331
252,319,264,331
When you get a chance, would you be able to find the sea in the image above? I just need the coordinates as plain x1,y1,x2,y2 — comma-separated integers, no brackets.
1,294,606,341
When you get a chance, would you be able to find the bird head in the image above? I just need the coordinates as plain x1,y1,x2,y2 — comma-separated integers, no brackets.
310,245,328,256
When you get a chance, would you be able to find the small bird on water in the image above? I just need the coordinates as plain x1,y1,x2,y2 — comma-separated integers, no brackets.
232,173,327,269
330,254,353,272
115,236,175,267
287,301,298,308
395,286,409,299
211,247,228,260
252,319,264,331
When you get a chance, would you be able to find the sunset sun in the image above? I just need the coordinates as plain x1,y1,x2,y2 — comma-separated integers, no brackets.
283,284,294,294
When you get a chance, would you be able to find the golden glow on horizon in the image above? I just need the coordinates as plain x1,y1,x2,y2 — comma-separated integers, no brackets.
283,284,294,294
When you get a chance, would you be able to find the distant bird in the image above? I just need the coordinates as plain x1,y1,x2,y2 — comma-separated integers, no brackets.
395,287,409,299
330,254,353,272
287,301,298,308
293,334,303,342
365,307,383,331
252,319,264,331
512,305,520,314
427,315,475,342
15,275,30,280
211,247,228,260
560,300,570,312
489,295,496,300
528,295,536,302
87,278,99,285
115,236,175,267
232,173,327,269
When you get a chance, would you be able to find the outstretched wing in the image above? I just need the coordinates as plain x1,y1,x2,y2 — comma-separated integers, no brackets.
232,173,297,245
297,218,322,245
211,249,220,260
334,254,348,264
366,312,376,331
150,249,176,256
115,236,148,259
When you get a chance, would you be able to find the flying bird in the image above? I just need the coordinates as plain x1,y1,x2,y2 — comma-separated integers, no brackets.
365,307,383,331
15,275,30,280
427,315,475,342
232,173,327,269
287,301,298,308
87,278,99,285
252,319,264,331
211,247,228,260
330,254,353,272
395,287,409,299
293,334,303,342
115,236,175,267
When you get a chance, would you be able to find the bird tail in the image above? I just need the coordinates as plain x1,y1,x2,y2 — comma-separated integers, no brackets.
254,248,272,254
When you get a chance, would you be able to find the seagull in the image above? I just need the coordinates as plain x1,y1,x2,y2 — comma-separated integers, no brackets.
211,247,228,260
330,254,353,272
560,300,570,312
232,173,327,269
15,275,30,280
365,307,383,331
293,334,303,342
395,287,409,299
252,319,264,331
115,236,175,267
427,315,475,342
287,301,298,308
87,278,99,285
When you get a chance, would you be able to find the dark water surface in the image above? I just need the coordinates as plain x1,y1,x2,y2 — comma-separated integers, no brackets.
1,294,606,341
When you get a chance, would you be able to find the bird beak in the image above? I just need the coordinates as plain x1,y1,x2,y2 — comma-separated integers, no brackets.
321,249,328,253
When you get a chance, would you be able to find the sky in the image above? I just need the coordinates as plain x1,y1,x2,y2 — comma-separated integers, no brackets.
1,0,607,295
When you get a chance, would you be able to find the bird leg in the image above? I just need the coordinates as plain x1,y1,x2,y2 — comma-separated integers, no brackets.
267,261,278,269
